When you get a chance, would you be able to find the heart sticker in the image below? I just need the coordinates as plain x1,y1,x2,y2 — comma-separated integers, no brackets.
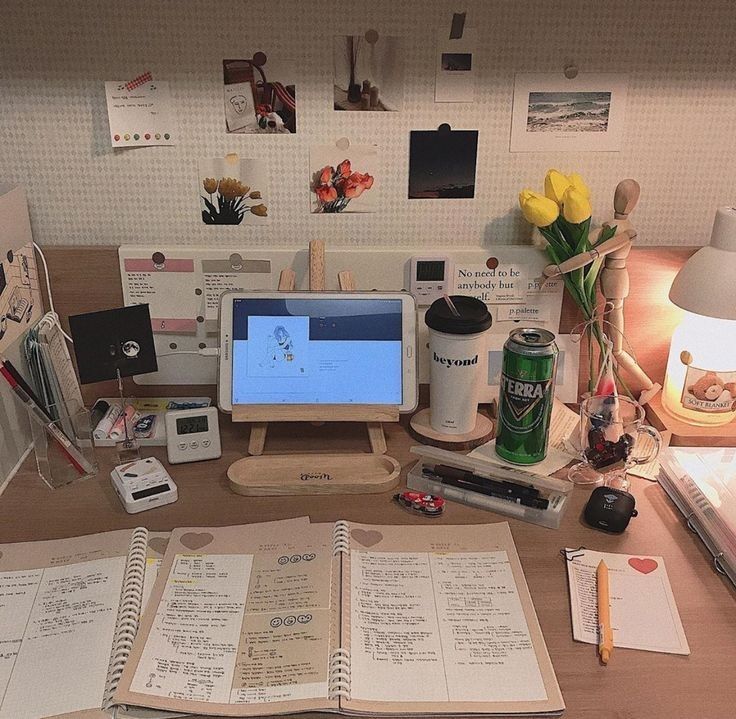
628,557,658,574
148,537,169,556
180,532,214,551
351,529,383,548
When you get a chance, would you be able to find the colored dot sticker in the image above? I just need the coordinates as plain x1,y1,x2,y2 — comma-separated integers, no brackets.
144,133,151,140
164,133,170,140
155,133,161,140
123,134,130,141
114,134,120,141
133,133,140,140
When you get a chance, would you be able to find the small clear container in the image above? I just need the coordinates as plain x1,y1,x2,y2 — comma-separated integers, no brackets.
30,408,98,489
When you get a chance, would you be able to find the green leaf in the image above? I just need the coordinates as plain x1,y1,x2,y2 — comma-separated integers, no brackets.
593,223,617,247
584,255,604,306
573,217,592,255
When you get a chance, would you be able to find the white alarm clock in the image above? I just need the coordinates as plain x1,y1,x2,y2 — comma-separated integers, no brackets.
111,457,178,514
164,406,222,464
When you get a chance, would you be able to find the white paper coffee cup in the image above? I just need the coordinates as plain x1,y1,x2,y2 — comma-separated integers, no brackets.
425,296,492,435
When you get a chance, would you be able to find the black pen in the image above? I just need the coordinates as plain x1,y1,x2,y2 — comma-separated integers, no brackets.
434,464,542,500
423,466,550,510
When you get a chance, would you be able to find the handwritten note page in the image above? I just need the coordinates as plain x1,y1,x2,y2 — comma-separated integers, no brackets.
129,546,334,707
349,551,547,704
104,80,177,148
566,549,689,655
130,554,253,703
122,257,201,334
0,557,127,719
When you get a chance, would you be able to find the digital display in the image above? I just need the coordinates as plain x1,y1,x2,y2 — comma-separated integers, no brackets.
176,415,208,435
231,297,403,405
131,484,170,500
416,260,446,282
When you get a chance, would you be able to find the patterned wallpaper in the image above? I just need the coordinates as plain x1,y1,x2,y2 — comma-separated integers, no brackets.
1,0,735,248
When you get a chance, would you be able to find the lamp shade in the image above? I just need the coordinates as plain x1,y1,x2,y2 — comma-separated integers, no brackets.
669,207,736,320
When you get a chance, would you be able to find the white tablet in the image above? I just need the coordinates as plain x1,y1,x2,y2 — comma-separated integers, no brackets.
218,291,417,413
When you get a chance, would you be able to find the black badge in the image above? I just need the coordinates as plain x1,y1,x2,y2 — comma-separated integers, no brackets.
69,304,158,384
583,486,638,534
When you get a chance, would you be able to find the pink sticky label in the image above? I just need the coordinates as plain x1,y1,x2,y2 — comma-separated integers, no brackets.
124,258,195,273
152,318,198,334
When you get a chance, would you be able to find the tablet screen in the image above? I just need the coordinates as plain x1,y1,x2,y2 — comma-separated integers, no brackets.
231,297,403,404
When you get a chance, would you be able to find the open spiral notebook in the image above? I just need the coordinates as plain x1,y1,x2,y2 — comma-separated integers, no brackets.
113,519,563,717
1,518,563,718
0,518,308,719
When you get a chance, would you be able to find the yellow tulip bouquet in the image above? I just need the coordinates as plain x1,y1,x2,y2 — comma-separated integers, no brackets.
519,170,623,395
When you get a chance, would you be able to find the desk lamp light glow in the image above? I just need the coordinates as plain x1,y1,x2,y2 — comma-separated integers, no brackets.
663,207,736,426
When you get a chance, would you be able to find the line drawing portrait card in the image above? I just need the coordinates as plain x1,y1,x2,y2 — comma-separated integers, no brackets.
510,73,628,152
223,56,297,134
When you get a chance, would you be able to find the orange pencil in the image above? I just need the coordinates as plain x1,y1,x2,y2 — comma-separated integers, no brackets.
597,560,614,664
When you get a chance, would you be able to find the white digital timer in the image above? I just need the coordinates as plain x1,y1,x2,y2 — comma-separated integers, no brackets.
164,406,222,464
409,256,454,306
110,457,178,514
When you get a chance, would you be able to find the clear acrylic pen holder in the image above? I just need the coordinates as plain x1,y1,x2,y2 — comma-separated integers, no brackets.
30,407,99,489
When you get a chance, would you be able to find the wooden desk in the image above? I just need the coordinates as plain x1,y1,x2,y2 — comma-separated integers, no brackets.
1,417,734,719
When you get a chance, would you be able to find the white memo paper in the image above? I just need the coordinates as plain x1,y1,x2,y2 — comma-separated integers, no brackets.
565,548,689,655
105,80,177,148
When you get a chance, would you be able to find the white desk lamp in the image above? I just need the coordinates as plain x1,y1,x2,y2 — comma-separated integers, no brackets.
663,207,736,426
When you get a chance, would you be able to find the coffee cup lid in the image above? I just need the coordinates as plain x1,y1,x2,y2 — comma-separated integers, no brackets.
425,295,492,334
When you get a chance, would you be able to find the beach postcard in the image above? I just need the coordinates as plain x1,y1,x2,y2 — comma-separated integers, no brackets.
511,74,628,151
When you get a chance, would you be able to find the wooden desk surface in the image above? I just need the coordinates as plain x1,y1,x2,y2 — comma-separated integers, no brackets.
1,418,734,719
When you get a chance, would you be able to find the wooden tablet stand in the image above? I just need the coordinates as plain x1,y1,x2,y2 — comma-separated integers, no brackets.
227,240,402,495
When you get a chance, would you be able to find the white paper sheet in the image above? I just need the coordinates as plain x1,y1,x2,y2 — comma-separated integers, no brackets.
454,262,527,304
105,81,177,148
122,257,200,334
0,188,44,353
435,28,477,103
131,554,253,703
349,550,547,704
0,556,127,719
565,548,689,655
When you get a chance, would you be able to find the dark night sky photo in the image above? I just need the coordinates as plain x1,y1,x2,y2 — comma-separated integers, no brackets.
408,130,478,199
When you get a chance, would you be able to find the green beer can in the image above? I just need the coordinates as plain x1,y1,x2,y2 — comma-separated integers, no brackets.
495,328,558,465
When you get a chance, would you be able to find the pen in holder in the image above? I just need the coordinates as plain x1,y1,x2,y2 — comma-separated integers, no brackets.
110,401,141,462
30,407,98,489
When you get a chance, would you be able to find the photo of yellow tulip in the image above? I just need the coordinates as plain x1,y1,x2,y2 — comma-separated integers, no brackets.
198,157,269,225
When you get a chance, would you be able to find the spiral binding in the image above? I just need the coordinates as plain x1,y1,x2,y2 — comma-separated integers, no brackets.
102,527,149,709
328,648,351,700
333,520,350,556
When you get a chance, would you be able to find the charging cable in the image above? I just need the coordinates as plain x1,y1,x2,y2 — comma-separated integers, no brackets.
33,242,74,344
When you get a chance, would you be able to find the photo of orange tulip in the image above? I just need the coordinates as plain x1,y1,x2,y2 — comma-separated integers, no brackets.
309,145,378,214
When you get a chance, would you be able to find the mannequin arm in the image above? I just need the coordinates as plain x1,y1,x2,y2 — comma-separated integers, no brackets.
542,230,633,278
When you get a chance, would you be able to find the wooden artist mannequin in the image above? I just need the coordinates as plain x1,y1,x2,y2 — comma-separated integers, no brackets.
543,179,661,402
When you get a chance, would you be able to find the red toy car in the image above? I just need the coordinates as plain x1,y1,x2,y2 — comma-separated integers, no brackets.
395,491,445,517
